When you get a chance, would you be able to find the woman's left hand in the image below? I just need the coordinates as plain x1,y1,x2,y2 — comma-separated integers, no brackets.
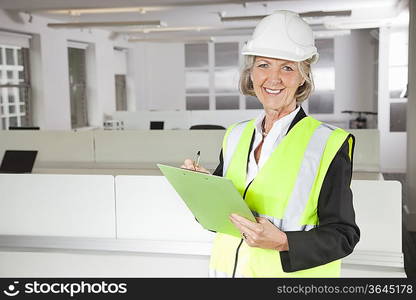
229,214,289,251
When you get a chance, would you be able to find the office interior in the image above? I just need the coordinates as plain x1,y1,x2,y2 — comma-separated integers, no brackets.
0,0,415,277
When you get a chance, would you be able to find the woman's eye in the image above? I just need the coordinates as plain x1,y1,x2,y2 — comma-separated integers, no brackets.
283,66,294,71
257,63,268,68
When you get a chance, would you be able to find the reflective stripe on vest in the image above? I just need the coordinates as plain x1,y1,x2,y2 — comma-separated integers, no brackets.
210,116,353,277
280,123,333,231
222,120,250,176
252,212,316,232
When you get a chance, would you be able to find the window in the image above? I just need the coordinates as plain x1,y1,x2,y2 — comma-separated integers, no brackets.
115,74,127,111
308,38,335,114
0,45,32,130
185,44,209,110
185,42,249,110
389,30,408,98
214,43,240,110
6,48,14,65
390,102,406,132
388,29,408,132
246,95,262,109
68,47,88,128
114,47,128,111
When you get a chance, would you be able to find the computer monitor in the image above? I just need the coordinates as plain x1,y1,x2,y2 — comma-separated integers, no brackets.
8,126,40,130
0,150,38,173
150,121,164,130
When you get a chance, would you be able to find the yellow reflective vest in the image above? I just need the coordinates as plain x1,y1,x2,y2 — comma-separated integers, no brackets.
209,116,354,277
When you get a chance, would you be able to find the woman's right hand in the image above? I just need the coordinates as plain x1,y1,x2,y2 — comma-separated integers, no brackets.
181,158,210,174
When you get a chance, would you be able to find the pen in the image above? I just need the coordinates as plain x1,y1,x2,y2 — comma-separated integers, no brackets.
194,150,201,169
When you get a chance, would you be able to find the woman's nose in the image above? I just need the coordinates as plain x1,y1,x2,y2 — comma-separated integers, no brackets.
267,72,282,86
267,78,281,86
265,69,282,86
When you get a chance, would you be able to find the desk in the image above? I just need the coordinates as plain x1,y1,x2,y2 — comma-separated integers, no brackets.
0,175,405,277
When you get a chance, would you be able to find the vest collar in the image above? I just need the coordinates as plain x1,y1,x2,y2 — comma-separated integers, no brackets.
247,106,307,153
286,106,307,135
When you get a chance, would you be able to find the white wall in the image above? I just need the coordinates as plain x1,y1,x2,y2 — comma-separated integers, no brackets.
331,29,378,128
86,39,117,127
125,46,138,112
129,42,185,111
0,9,134,129
114,48,127,75
30,30,71,130
378,26,407,173
335,30,378,113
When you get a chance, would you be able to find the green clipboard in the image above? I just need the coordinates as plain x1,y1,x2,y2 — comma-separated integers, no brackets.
157,164,256,238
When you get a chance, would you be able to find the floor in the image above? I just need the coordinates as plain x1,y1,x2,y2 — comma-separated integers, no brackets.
383,173,416,278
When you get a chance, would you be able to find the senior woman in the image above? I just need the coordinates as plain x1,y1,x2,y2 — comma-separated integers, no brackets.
182,10,359,277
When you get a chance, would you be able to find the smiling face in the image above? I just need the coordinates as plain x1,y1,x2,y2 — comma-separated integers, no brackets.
250,56,305,113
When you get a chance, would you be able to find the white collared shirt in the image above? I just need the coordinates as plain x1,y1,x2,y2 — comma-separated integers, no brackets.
245,106,301,186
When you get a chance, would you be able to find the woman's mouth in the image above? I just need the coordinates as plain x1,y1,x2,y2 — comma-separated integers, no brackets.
264,87,284,95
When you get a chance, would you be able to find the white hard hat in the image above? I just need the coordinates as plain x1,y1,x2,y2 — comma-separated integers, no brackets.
242,10,319,63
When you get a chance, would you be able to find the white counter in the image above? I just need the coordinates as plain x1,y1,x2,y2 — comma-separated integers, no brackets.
0,174,405,277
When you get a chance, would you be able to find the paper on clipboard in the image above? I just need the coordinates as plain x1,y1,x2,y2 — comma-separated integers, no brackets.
157,164,256,238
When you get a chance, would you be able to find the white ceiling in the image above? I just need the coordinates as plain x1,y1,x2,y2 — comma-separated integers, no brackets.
0,0,408,41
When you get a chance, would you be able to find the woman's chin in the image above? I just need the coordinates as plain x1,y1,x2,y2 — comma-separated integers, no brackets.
259,98,296,112
264,106,284,112
261,101,285,111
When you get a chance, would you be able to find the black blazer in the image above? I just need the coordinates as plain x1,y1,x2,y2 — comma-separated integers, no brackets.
212,107,360,272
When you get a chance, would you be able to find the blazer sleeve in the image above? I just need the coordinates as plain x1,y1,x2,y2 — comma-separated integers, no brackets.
212,149,224,177
279,136,360,272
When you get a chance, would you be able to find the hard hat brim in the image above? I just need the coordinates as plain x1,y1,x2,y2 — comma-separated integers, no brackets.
242,47,319,64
